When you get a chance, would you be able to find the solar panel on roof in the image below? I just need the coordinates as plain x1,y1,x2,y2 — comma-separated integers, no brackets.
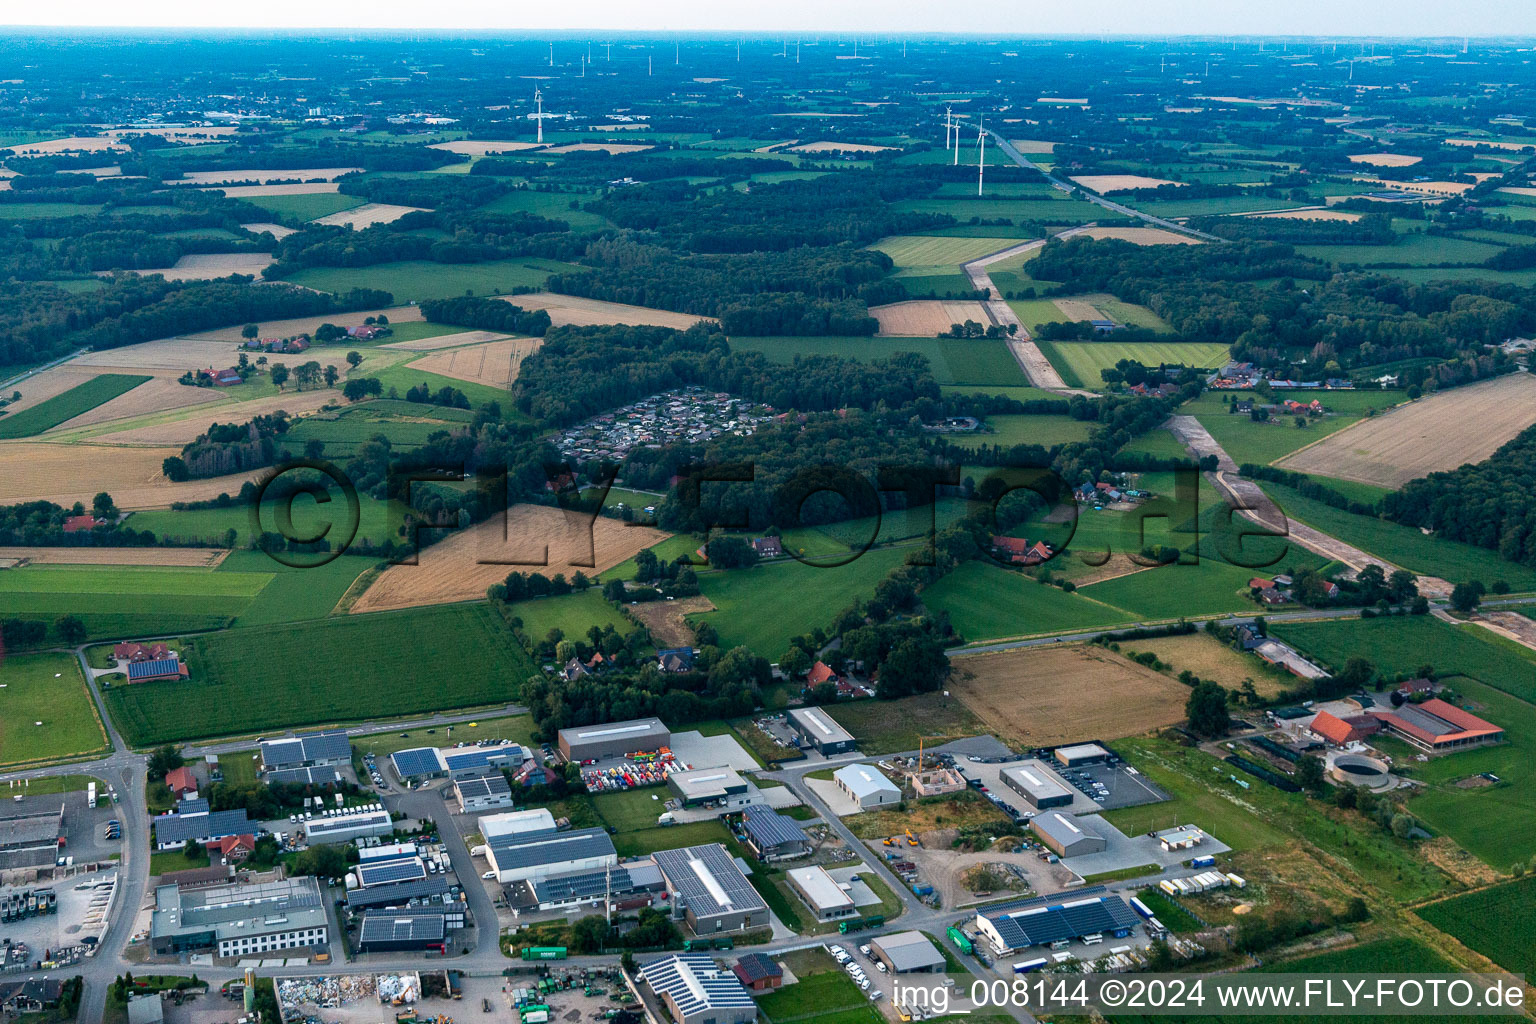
391,748,445,778
357,858,427,886
741,806,808,848
532,867,635,903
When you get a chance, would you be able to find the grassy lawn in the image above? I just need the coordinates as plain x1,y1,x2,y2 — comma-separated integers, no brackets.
1261,482,1536,592
693,545,914,656
241,192,366,221
1416,876,1536,977
1186,390,1405,467
947,414,1095,449
923,561,1137,643
216,749,262,786
286,258,581,304
729,336,1027,389
1043,341,1229,390
506,590,634,644
104,603,535,745
360,360,514,409
0,654,109,766
593,788,672,832
0,374,151,438
149,848,211,877
758,952,881,1024
827,693,985,754
350,713,536,757
1133,887,1203,933
612,819,733,858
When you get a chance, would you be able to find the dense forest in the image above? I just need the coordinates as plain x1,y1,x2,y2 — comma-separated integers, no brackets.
1383,426,1536,568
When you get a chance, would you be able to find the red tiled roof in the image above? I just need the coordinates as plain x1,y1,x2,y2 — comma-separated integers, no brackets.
807,661,837,685
1309,710,1361,745
992,535,1031,554
165,767,197,793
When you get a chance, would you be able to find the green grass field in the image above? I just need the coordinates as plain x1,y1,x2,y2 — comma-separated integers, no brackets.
947,414,1095,449
506,589,634,644
130,491,403,549
241,192,365,221
285,258,580,304
1416,876,1536,977
360,361,515,408
1296,232,1507,268
103,603,536,745
1042,341,1229,389
0,653,109,766
282,402,476,457
923,560,1137,642
0,374,151,438
693,545,914,655
592,787,673,832
0,563,274,642
869,234,1026,268
728,336,1027,388
1186,390,1406,467
1261,482,1536,592
825,691,984,754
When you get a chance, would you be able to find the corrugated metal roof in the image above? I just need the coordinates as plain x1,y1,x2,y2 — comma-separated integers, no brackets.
487,827,616,871
740,805,808,849
640,953,755,1018
653,844,765,919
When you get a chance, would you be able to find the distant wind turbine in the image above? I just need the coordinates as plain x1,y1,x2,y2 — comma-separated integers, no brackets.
977,117,986,197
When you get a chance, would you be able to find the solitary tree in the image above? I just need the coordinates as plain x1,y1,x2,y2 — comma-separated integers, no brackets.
1185,681,1230,737
1450,582,1483,614
1296,754,1326,795
241,323,259,340
346,350,363,369
270,363,290,391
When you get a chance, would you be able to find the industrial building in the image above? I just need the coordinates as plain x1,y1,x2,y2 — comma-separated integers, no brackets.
264,766,343,787
638,953,757,1024
558,718,671,763
786,707,856,756
870,931,946,973
356,906,458,954
667,766,751,808
356,853,428,889
259,729,351,773
1155,826,1205,852
391,743,530,782
1030,812,1106,858
480,808,557,840
0,805,64,869
738,805,811,862
151,877,328,958
1002,764,1073,809
1054,743,1112,768
508,861,666,913
484,827,617,885
302,808,393,845
151,801,252,851
344,877,451,912
652,843,767,933
1370,700,1504,753
455,774,514,813
833,764,901,810
974,886,1139,955
786,865,856,922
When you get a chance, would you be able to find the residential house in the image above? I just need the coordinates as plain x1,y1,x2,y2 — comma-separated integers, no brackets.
562,657,589,681
165,767,198,800
752,536,784,558
1248,577,1275,591
0,979,65,1015
806,661,838,687
114,641,170,662
1258,587,1290,606
62,515,103,533
657,647,695,673
211,834,256,863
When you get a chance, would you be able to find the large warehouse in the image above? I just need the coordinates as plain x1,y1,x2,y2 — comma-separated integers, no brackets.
1030,812,1106,858
0,805,64,870
870,931,946,974
151,877,328,958
1054,743,1112,768
259,730,351,773
786,707,857,756
558,718,671,763
391,743,530,782
303,808,393,846
786,866,856,923
455,774,514,813
356,906,457,954
1002,764,1073,809
738,805,811,862
832,764,901,810
652,843,767,933
638,953,757,1024
484,826,617,885
667,766,751,809
974,886,1139,955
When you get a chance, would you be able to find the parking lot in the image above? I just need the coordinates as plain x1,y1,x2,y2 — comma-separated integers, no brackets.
1058,759,1169,811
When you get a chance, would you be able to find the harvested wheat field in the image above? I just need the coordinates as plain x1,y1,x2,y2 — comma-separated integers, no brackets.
1051,298,1104,321
1447,138,1534,152
206,182,340,198
91,390,342,445
130,253,275,281
406,337,542,388
241,222,298,238
1079,226,1202,246
1498,187,1536,199
1009,139,1056,153
1110,632,1293,698
7,136,126,155
789,141,894,154
0,366,111,417
1347,153,1421,167
1070,174,1184,193
502,293,712,330
310,202,430,228
870,300,993,337
174,167,362,185
428,139,548,156
350,503,669,613
46,377,226,433
543,143,654,155
627,595,716,648
1250,208,1361,222
1277,373,1536,489
0,546,229,567
0,442,259,508
182,305,422,342
950,643,1191,747
381,330,514,352
68,339,256,375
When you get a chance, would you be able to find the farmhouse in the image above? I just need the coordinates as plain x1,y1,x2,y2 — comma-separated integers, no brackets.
151,876,328,958
786,706,857,756
1370,700,1504,753
833,764,901,810
657,648,696,673
127,657,189,683
485,826,616,885
667,766,751,809
165,767,198,800
260,729,351,773
1308,710,1382,747
870,931,947,973
652,843,766,933
455,774,514,812
114,641,170,662
737,805,811,861
558,718,671,763
1002,764,1073,809
1030,811,1106,858
0,805,64,869
974,886,1139,955
752,536,783,558
638,953,757,1024
62,515,105,533
785,865,857,922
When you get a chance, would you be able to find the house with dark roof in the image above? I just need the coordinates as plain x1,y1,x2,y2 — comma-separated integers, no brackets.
732,952,783,991
151,802,253,851
974,885,1139,954
657,647,695,673
260,730,350,772
752,536,783,558
128,657,189,683
0,978,65,1014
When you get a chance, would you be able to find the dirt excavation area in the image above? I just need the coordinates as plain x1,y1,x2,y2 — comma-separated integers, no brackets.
350,503,670,613
870,300,992,336
1277,373,1536,488
626,594,715,648
949,643,1192,747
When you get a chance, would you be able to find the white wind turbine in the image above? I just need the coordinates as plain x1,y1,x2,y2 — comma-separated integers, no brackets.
977,117,986,197
530,88,548,145
945,105,953,152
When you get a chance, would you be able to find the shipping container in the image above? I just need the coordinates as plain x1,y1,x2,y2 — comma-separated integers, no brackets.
945,926,973,954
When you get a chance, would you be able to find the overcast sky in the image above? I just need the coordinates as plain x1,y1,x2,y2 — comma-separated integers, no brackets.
4,0,1534,35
